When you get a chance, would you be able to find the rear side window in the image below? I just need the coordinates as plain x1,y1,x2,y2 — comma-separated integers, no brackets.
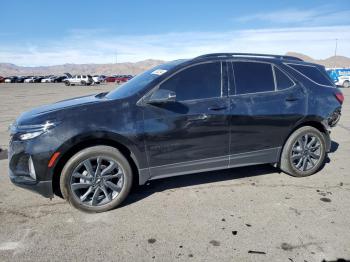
274,67,294,90
232,62,275,95
287,64,333,86
159,62,221,101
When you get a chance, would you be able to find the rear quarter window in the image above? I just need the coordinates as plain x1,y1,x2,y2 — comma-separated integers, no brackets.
273,66,294,90
287,64,333,86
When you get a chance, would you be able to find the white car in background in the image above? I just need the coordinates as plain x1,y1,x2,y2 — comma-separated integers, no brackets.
41,76,55,83
64,75,94,86
92,75,106,84
24,77,36,83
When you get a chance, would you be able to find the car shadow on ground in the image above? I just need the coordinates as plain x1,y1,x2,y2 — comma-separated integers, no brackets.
123,164,277,207
123,140,340,208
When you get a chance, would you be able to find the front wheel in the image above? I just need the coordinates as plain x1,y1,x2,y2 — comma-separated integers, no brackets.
279,126,326,177
65,81,70,86
60,146,133,212
343,81,349,88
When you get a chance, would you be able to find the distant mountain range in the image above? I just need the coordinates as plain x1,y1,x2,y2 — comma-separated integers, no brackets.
0,59,165,77
286,52,350,68
0,53,349,76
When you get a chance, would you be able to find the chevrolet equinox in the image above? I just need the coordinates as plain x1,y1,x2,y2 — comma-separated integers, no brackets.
9,53,344,212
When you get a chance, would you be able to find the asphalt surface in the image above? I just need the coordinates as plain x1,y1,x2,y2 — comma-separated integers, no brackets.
0,83,349,262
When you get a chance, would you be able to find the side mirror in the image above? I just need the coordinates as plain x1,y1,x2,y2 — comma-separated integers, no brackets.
147,89,176,104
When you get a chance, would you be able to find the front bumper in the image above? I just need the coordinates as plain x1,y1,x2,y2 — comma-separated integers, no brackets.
9,171,53,198
8,136,55,198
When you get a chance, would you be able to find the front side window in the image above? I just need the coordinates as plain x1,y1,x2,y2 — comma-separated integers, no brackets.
232,62,275,95
274,66,294,90
159,62,221,101
287,64,333,86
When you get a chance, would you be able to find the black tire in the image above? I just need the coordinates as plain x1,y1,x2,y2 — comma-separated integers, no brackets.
60,146,133,212
343,81,349,88
65,81,70,86
279,126,326,177
81,81,86,86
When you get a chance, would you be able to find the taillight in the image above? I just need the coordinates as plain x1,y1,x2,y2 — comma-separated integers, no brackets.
335,92,344,104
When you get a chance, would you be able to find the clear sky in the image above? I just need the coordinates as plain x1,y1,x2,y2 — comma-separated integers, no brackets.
1,0,349,66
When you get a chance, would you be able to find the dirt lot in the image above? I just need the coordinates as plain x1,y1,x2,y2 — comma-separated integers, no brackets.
0,83,349,262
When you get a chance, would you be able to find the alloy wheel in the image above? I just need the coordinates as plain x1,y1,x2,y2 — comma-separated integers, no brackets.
70,157,124,206
290,134,322,172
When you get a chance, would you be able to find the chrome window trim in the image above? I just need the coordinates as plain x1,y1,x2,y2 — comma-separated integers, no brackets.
272,65,296,90
285,62,334,87
272,64,277,91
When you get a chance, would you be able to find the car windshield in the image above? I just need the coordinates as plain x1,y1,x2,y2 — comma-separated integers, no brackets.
106,60,186,99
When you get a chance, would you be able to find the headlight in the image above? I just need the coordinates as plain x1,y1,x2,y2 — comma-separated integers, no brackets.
20,131,44,140
11,121,59,141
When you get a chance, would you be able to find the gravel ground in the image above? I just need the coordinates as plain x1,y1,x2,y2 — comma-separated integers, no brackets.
0,83,349,262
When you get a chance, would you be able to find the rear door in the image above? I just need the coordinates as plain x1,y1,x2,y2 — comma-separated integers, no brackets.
227,60,306,166
142,61,230,178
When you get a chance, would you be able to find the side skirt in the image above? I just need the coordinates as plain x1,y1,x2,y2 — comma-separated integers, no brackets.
138,147,281,185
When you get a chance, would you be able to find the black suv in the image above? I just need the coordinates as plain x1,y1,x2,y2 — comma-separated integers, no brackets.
9,53,343,212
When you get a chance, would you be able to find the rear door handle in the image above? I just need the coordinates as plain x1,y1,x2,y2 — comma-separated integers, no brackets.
208,105,227,111
285,96,299,102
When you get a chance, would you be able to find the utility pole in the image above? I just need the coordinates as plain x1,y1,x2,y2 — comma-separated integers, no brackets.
116,50,118,64
334,38,338,57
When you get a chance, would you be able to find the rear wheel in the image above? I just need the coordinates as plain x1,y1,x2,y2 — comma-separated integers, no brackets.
65,81,70,86
60,146,133,212
280,126,326,177
81,81,87,86
343,80,349,88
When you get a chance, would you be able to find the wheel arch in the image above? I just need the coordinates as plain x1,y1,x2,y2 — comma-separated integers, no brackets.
279,119,331,162
51,132,142,198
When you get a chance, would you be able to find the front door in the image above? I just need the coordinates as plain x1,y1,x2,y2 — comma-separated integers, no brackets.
142,61,230,179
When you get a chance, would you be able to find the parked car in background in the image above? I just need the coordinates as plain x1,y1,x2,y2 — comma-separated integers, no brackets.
16,76,27,83
326,68,350,88
33,76,45,83
24,77,36,83
105,75,118,83
41,76,55,83
8,53,343,212
92,75,106,84
52,76,68,83
64,75,93,86
106,75,133,84
4,76,18,83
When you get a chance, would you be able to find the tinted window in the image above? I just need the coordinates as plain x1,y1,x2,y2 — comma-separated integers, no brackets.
288,64,333,86
274,67,294,90
159,62,221,101
107,60,186,99
232,62,274,95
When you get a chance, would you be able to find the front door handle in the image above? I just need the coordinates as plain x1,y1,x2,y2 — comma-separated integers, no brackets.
188,114,208,121
208,105,227,111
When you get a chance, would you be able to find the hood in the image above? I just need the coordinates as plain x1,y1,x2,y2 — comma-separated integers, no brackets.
17,94,109,125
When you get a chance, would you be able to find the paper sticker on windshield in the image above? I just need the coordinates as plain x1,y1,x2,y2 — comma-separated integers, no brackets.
151,69,167,76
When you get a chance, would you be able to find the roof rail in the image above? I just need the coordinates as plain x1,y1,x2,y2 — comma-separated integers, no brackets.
194,53,303,62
